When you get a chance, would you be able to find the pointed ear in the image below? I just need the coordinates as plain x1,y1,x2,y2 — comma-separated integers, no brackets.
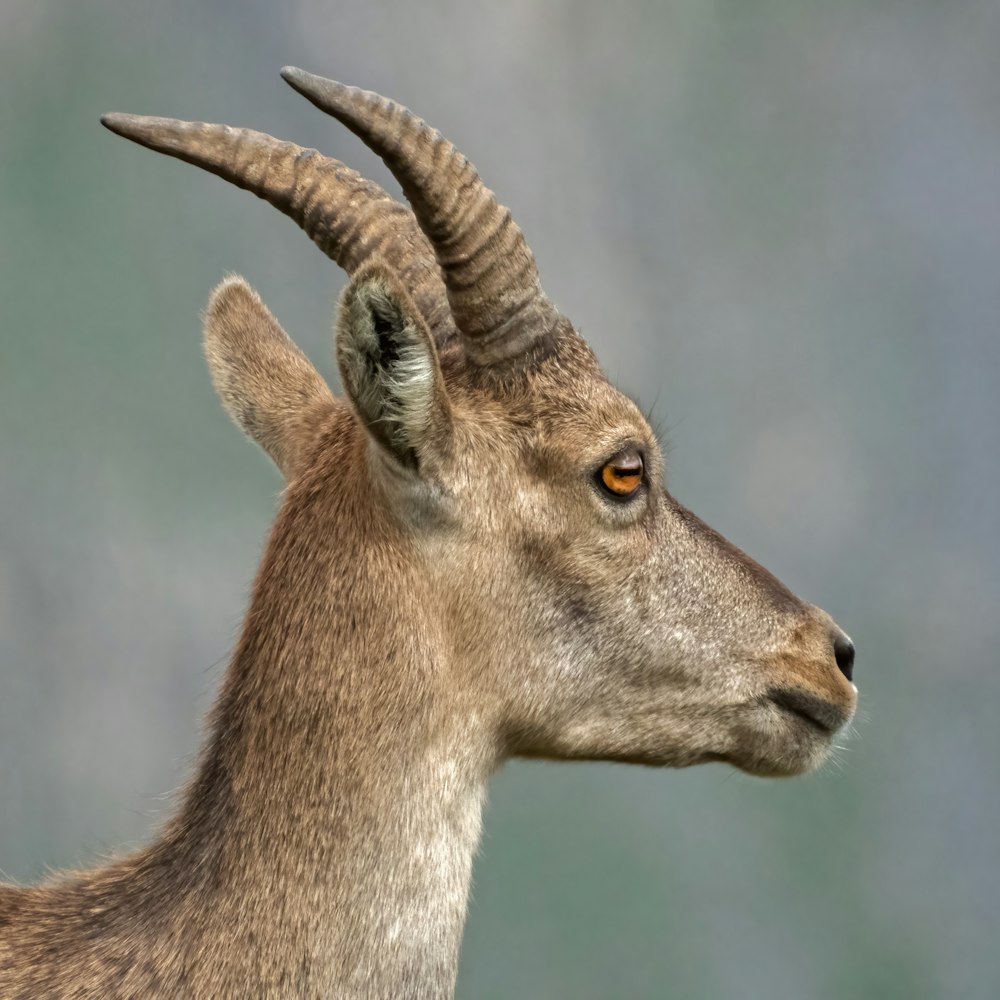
336,262,452,471
203,276,335,478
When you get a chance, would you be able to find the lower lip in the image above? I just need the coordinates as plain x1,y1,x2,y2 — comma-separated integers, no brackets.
766,690,845,734
775,701,833,734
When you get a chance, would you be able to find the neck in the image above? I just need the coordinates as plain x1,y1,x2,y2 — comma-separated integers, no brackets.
139,451,491,997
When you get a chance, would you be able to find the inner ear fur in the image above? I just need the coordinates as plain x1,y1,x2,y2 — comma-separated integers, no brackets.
336,262,452,471
203,276,334,478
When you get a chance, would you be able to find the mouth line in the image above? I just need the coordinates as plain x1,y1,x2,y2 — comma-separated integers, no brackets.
766,688,845,735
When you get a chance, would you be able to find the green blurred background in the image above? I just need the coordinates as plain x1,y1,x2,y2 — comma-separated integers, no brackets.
2,2,998,997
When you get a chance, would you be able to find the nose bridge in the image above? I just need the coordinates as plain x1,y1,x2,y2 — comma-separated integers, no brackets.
668,501,856,691
672,500,805,621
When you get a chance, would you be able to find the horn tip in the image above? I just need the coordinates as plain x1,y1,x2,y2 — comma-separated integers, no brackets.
100,112,132,135
280,66,345,100
280,65,310,88
100,112,171,150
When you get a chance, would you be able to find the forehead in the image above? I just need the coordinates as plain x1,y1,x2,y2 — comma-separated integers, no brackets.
444,333,653,462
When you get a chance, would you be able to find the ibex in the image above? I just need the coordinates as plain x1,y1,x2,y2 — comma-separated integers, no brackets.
0,68,857,999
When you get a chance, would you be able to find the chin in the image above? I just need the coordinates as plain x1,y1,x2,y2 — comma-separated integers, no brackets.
729,719,839,778
732,744,832,778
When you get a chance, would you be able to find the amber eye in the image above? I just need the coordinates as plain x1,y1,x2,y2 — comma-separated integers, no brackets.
598,449,644,499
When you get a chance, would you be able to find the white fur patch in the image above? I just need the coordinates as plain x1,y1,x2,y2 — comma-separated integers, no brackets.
339,272,438,463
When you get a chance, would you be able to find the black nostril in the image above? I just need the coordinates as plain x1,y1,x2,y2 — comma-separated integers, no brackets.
833,634,856,682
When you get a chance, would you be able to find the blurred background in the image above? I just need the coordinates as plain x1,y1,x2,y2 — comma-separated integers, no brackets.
2,2,998,997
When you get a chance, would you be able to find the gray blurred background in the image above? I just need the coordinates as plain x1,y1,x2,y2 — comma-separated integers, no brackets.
2,2,998,997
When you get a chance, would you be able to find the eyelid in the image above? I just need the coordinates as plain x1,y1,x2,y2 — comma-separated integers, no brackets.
604,443,646,473
610,453,642,473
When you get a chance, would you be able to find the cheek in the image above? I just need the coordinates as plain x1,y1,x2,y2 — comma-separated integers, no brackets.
505,509,662,661
570,544,728,685
545,567,663,678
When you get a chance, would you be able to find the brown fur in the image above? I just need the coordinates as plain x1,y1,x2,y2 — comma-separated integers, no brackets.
1,80,856,999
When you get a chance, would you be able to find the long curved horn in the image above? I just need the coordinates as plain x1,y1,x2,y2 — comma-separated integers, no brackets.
99,114,454,340
280,68,565,365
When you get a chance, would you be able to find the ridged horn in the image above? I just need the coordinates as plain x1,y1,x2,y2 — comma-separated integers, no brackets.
99,114,454,339
280,67,564,365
